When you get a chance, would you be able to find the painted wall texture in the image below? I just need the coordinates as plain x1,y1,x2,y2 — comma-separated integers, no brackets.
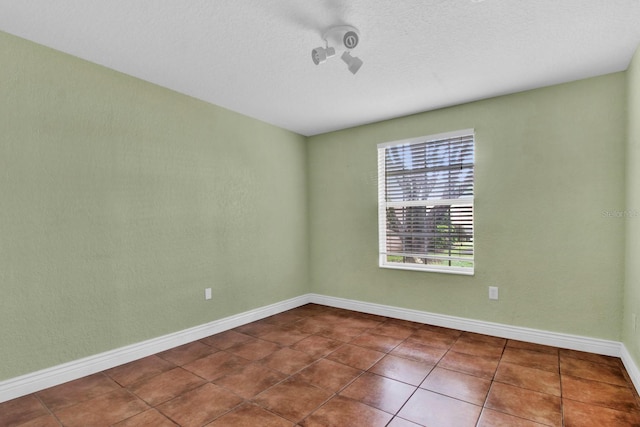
1,28,635,383
308,73,626,340
624,45,640,366
0,31,309,380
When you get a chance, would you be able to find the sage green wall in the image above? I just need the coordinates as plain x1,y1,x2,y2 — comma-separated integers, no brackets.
308,73,626,340
624,46,640,364
0,26,632,385
0,31,308,381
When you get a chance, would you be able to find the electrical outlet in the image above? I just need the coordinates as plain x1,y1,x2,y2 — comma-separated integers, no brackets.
489,286,499,300
205,288,212,300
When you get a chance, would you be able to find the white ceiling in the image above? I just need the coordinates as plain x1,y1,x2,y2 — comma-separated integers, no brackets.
1,1,640,136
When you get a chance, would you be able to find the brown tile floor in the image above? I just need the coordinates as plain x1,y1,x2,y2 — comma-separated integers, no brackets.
3,303,640,426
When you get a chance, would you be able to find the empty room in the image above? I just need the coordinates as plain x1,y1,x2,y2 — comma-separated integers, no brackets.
2,1,640,426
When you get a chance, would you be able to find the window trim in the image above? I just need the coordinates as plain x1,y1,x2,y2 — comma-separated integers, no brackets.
377,129,475,275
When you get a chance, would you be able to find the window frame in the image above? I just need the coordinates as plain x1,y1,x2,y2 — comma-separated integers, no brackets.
377,129,475,275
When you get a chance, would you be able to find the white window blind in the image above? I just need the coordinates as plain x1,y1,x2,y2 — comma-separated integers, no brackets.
378,129,475,275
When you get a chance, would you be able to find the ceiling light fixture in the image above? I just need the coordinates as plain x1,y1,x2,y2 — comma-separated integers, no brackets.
341,51,363,75
311,25,363,74
312,46,335,65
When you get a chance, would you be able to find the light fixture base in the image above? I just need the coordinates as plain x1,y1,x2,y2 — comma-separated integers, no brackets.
322,25,360,51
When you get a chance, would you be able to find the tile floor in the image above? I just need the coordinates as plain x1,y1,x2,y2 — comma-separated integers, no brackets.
2,303,640,426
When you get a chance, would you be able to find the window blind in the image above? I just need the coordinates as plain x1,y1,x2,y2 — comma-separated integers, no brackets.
378,130,475,274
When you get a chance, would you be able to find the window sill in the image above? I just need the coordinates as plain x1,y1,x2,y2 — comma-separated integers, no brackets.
379,263,474,276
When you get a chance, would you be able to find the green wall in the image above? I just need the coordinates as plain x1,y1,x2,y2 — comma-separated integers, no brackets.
1,28,634,384
308,73,627,340
0,31,308,380
624,46,640,365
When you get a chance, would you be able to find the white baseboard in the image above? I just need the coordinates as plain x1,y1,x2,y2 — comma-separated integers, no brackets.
621,344,640,392
308,294,623,357
2,292,638,403
0,295,310,403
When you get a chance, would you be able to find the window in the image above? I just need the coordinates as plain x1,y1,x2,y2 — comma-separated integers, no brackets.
378,129,475,275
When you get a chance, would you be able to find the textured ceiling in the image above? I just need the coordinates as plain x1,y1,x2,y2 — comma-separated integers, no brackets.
1,1,640,136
